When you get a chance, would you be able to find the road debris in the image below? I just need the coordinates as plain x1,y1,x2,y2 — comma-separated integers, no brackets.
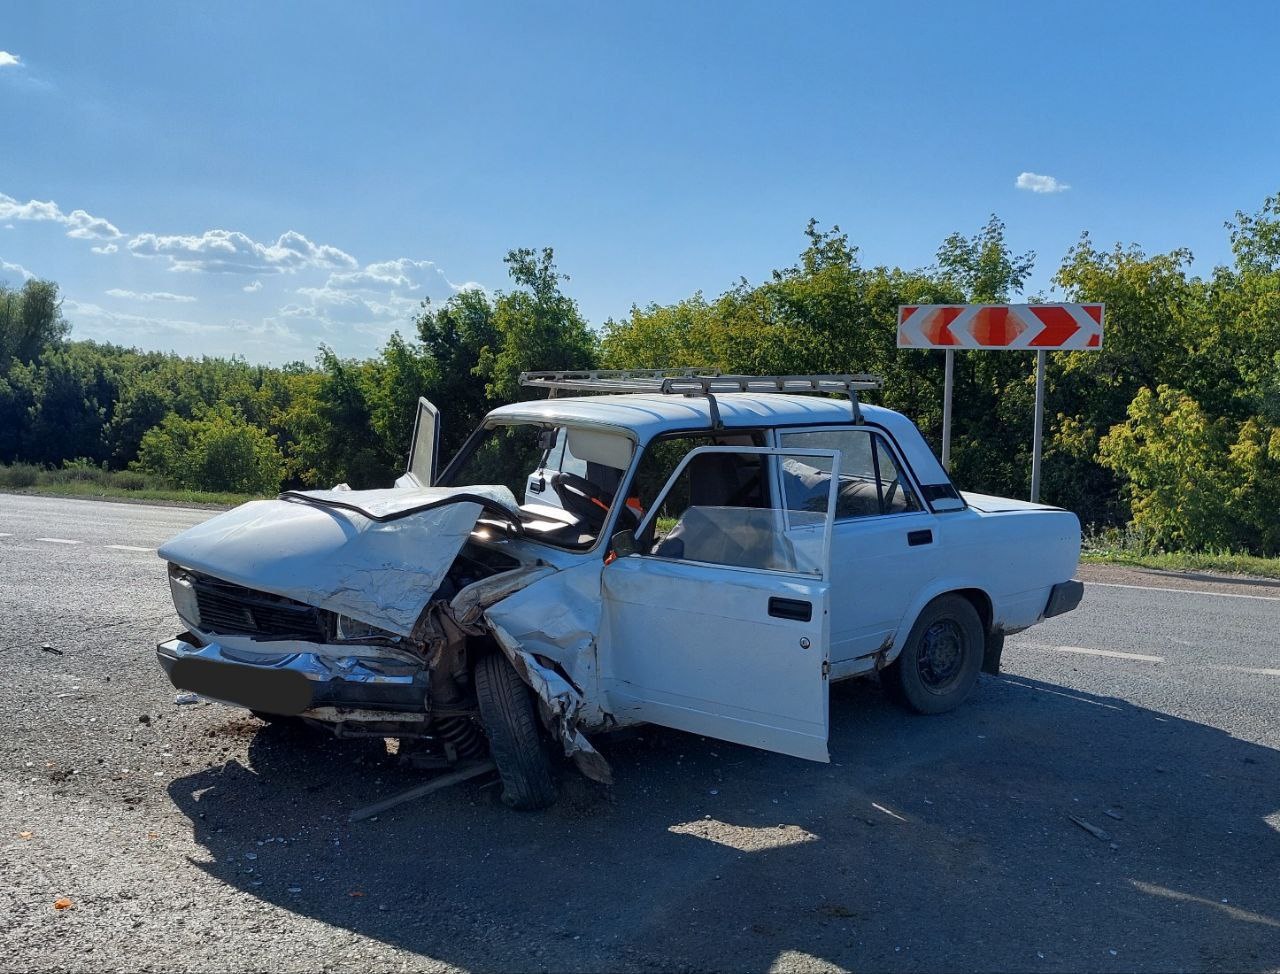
40,643,64,655
1104,808,1124,820
1068,814,1113,842
19,831,33,840
349,760,496,822
53,897,73,910
174,692,199,705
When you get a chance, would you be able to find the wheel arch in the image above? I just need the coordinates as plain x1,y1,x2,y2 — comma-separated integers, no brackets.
888,582,996,662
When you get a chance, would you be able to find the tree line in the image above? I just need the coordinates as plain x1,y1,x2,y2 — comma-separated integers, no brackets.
1,196,1277,555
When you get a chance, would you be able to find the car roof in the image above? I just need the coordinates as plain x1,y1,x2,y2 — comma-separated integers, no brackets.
485,393,953,489
487,392,861,436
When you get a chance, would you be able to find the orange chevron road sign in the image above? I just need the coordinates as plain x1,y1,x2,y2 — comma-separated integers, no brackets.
896,303,1104,502
897,303,1104,350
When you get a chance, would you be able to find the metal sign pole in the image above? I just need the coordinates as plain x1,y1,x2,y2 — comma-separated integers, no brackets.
941,349,954,471
1030,349,1046,502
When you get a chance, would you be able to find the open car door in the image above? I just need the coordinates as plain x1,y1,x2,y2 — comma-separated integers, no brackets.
405,396,441,487
600,446,839,762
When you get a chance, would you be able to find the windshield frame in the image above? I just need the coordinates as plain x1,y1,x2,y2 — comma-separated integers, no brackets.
437,417,640,553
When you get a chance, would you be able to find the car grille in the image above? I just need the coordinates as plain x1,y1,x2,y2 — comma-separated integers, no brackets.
191,573,328,642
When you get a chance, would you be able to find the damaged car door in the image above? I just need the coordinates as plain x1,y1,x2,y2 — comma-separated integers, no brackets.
600,447,838,763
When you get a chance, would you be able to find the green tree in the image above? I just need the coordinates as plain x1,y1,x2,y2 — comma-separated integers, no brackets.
482,248,596,401
414,287,498,458
136,408,286,494
0,279,69,369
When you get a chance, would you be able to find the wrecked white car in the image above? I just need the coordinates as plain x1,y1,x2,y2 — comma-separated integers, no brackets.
156,371,1084,809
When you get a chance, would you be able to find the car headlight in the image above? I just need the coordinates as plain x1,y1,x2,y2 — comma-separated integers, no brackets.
167,564,201,630
334,614,398,643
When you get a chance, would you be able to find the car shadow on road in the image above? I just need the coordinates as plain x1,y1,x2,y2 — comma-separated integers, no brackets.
168,675,1280,973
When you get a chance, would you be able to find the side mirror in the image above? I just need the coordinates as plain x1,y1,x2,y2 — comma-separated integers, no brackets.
610,528,638,559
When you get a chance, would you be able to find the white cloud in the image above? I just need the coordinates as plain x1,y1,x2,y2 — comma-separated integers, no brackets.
91,243,118,255
0,51,19,69
65,208,124,239
324,256,474,294
105,288,197,303
0,192,123,239
2,258,33,281
1015,171,1070,194
243,279,263,292
62,299,214,337
128,228,357,275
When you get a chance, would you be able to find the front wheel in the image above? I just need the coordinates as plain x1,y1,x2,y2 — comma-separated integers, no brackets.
883,595,984,715
473,653,557,810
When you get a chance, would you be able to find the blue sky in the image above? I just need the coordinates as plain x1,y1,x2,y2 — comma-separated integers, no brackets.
3,1,1278,363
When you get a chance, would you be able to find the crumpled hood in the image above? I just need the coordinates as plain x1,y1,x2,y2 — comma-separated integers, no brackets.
158,485,521,637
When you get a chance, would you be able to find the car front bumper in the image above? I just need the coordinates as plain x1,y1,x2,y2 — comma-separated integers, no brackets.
156,634,429,717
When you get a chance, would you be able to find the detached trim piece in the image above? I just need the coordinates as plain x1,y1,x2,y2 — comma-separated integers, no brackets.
278,490,523,534
1044,579,1085,618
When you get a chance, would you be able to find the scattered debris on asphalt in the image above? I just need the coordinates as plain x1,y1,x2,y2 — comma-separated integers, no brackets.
53,898,73,910
40,643,63,655
174,692,199,705
1068,814,1113,842
1104,808,1124,820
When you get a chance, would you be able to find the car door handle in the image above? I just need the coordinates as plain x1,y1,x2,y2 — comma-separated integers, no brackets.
768,597,812,622
907,529,933,547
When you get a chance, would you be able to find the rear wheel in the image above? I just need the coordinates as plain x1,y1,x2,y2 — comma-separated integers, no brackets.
473,653,557,810
884,595,984,715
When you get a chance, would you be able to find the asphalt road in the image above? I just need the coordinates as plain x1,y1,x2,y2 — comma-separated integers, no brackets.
2,492,1278,973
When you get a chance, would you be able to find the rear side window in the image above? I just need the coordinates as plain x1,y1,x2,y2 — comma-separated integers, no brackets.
778,429,921,519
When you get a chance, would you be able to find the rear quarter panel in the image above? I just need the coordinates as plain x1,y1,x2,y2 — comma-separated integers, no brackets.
888,505,1081,659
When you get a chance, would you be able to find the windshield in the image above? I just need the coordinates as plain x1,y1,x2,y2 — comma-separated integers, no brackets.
441,422,635,548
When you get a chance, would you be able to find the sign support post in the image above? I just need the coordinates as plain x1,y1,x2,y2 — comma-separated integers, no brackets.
1030,349,1046,502
941,349,954,471
897,303,1103,502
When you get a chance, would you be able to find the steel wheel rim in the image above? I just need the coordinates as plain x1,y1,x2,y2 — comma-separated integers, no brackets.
917,619,966,694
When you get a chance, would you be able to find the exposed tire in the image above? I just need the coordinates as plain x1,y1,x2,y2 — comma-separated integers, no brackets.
473,653,557,811
883,594,984,715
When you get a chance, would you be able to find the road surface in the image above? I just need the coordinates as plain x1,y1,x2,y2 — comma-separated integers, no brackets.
1,493,1278,972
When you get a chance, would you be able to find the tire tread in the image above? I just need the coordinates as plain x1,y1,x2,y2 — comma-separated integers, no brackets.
474,653,556,810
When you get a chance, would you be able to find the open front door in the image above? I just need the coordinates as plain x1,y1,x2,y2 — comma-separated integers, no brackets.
406,396,441,486
600,446,839,762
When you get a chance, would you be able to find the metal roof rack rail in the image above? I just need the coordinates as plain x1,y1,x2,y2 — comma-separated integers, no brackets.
519,369,884,426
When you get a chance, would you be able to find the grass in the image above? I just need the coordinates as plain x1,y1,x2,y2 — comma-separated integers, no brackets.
0,462,260,509
1081,527,1280,580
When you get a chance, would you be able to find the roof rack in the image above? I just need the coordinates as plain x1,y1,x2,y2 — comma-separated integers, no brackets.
519,369,884,427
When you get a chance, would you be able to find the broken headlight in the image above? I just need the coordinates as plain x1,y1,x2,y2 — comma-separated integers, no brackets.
167,563,201,630
333,614,399,644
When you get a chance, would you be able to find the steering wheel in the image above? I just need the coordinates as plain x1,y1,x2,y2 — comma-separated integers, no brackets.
553,473,615,527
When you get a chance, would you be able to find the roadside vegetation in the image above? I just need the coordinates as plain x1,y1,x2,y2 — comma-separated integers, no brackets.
1080,527,1280,580
0,460,256,507
2,196,1278,566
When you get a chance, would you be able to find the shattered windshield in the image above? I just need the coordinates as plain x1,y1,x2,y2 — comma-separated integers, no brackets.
441,422,634,548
